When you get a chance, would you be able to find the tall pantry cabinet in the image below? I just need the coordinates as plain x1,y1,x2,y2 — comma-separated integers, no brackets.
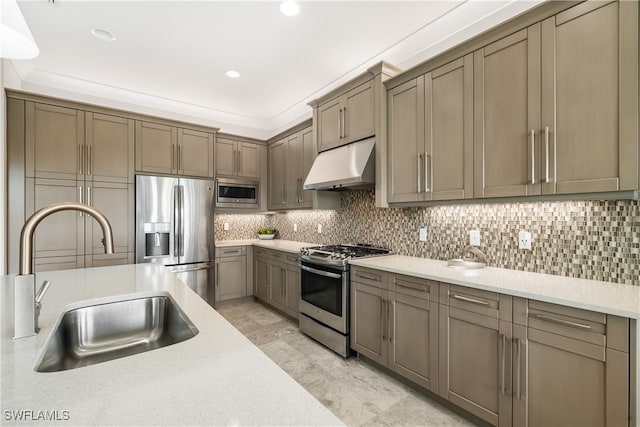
7,96,135,273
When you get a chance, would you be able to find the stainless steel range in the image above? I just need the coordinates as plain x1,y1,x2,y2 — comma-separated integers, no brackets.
299,244,392,357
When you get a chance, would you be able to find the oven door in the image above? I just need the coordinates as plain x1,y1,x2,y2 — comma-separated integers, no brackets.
299,261,348,334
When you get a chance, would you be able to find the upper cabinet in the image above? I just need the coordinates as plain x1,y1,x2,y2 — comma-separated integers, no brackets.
388,55,473,204
135,120,215,178
386,0,638,205
541,1,638,194
267,125,315,210
316,81,374,152
215,136,262,179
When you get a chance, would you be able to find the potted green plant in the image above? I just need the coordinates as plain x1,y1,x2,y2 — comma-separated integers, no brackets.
257,226,277,240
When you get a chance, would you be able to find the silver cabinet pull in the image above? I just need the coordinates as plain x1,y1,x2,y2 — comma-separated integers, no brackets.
171,143,176,170
544,126,550,183
381,298,385,341
532,313,592,330
282,182,286,205
221,249,240,255
343,106,347,138
178,144,183,171
417,153,422,193
387,300,392,343
87,145,91,176
516,338,523,400
87,186,91,206
357,272,380,281
78,145,83,175
424,152,430,193
500,334,507,394
78,186,83,217
215,261,219,288
238,149,241,174
530,129,536,185
338,108,342,139
395,280,428,293
451,294,490,306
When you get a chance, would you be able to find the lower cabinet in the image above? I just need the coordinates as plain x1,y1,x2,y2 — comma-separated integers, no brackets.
351,266,632,427
351,267,439,392
215,246,247,302
254,248,300,319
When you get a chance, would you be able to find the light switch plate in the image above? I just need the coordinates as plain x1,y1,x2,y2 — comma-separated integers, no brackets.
317,224,323,234
519,231,532,250
223,222,230,231
293,223,298,232
469,230,480,246
419,227,427,242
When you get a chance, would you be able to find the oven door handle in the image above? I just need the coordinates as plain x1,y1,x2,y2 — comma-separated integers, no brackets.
299,264,342,279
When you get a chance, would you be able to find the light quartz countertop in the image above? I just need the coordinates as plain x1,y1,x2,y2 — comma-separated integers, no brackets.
0,264,343,427
215,239,315,254
350,255,640,319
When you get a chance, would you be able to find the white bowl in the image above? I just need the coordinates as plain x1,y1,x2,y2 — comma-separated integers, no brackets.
258,234,275,240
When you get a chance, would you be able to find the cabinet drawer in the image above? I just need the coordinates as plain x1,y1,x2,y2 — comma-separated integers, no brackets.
254,247,268,258
444,284,500,318
392,274,436,301
284,253,299,266
352,266,387,289
215,246,246,258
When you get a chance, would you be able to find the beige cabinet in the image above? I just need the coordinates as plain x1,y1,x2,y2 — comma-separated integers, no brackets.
267,139,288,210
317,81,374,152
541,1,638,195
388,55,473,204
215,136,261,179
351,267,439,392
215,246,247,302
512,299,629,427
438,284,513,426
254,248,300,317
136,121,214,178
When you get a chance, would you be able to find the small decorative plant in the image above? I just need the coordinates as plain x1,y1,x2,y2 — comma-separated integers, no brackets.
257,227,277,235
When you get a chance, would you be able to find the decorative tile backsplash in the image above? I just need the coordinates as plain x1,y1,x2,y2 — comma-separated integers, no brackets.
215,190,640,285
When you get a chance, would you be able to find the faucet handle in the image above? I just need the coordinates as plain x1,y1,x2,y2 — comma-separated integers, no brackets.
35,280,52,306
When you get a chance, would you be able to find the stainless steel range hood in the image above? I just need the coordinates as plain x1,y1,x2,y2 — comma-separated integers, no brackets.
303,137,375,190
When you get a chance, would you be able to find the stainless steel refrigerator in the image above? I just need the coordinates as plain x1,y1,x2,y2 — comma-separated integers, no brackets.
135,175,214,304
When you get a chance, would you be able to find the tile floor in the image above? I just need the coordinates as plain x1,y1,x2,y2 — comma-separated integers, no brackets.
216,298,478,427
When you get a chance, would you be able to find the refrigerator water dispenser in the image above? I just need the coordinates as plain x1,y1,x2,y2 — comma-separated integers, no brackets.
143,223,170,258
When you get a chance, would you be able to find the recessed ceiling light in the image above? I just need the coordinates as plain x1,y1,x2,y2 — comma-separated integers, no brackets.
280,1,299,17
91,27,116,42
225,70,241,79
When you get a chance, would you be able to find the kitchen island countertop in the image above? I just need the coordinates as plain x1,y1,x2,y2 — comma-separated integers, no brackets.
1,264,343,427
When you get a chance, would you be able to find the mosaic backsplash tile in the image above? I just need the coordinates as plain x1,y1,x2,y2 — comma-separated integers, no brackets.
215,190,640,285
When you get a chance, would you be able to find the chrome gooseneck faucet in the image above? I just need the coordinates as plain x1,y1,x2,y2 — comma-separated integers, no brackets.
13,202,114,339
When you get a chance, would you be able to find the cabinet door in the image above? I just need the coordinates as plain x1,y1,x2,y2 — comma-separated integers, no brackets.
215,137,237,176
135,121,177,175
268,139,287,210
317,97,342,152
390,292,439,392
426,54,473,201
25,102,84,180
285,264,300,319
216,256,246,302
238,142,261,179
286,133,302,206
474,25,541,198
254,257,269,302
387,77,425,203
269,261,285,310
178,128,213,178
352,281,387,366
439,305,512,426
300,126,315,207
344,81,374,144
85,182,133,261
542,1,638,194
86,113,134,184
26,178,84,268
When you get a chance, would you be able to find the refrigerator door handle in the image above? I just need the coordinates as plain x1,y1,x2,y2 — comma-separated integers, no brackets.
179,185,185,257
167,262,211,273
173,185,180,256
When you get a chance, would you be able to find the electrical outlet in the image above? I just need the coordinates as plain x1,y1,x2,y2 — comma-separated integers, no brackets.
317,224,323,234
223,222,230,231
419,227,427,242
293,223,298,232
469,230,480,246
519,231,532,250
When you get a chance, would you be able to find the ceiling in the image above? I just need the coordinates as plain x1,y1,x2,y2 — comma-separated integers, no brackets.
9,0,543,140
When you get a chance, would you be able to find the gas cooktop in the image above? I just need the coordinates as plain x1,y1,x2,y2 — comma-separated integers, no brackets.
300,243,392,267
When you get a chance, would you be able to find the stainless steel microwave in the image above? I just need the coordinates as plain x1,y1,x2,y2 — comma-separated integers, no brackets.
215,177,259,208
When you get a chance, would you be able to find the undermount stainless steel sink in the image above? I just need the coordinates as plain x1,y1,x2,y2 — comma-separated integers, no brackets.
447,259,487,269
35,294,198,373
